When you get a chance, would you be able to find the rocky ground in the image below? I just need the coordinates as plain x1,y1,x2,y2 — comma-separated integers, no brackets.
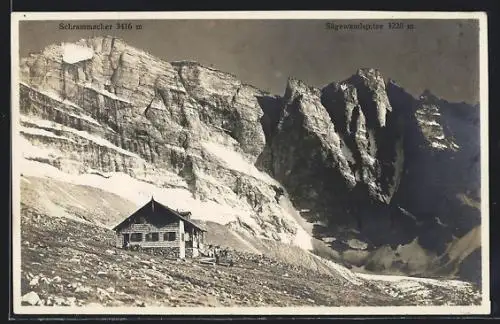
20,206,481,308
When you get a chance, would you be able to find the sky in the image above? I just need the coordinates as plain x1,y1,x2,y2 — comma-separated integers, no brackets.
18,19,480,104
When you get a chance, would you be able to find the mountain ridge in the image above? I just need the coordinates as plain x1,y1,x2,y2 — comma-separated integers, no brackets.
18,35,481,283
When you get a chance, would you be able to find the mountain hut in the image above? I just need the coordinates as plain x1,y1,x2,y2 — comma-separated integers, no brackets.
112,197,207,259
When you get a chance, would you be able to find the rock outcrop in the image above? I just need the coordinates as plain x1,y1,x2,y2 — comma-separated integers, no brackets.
18,36,482,280
19,37,302,246
272,69,407,227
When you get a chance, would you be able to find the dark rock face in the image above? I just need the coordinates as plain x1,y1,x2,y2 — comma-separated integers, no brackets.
270,78,356,223
19,37,481,280
264,70,481,277
458,248,482,285
388,85,481,253
269,71,408,244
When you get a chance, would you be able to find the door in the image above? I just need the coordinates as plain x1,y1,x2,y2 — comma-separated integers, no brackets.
123,233,130,248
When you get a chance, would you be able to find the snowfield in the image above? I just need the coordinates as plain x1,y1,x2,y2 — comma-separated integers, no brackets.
20,159,241,226
355,272,481,305
62,44,94,64
20,155,315,251
201,141,278,185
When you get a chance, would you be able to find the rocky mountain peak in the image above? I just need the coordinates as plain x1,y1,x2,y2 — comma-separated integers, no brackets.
18,37,481,280
343,68,393,128
283,77,322,104
356,68,385,81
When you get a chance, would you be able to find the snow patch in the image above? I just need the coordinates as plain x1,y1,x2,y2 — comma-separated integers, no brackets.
21,83,105,127
312,255,364,285
418,119,441,127
20,116,140,158
53,182,89,210
79,114,102,127
346,238,368,250
60,100,102,126
20,137,62,160
149,96,167,111
62,99,80,109
362,153,376,165
62,44,94,64
230,231,261,254
431,141,448,150
20,126,75,143
201,141,277,184
21,82,64,102
20,160,244,227
51,105,102,127
83,82,132,104
195,170,313,250
22,80,130,117
355,272,471,288
354,271,479,304
164,143,189,155
294,226,314,250
398,206,418,221
435,216,448,227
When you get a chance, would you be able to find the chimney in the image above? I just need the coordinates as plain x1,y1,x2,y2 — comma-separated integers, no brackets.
178,210,191,220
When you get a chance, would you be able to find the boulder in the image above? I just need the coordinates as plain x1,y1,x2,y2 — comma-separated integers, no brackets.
21,291,40,306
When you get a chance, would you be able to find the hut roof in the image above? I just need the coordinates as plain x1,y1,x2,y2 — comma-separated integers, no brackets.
112,197,206,232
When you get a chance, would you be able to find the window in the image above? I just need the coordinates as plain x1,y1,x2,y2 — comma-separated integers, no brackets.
145,232,159,242
130,233,143,242
164,232,176,241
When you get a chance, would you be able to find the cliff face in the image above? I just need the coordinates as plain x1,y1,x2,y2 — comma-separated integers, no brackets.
18,36,481,280
269,71,406,230
19,37,303,247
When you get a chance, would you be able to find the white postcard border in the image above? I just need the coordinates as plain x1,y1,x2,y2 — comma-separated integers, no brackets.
10,11,490,316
